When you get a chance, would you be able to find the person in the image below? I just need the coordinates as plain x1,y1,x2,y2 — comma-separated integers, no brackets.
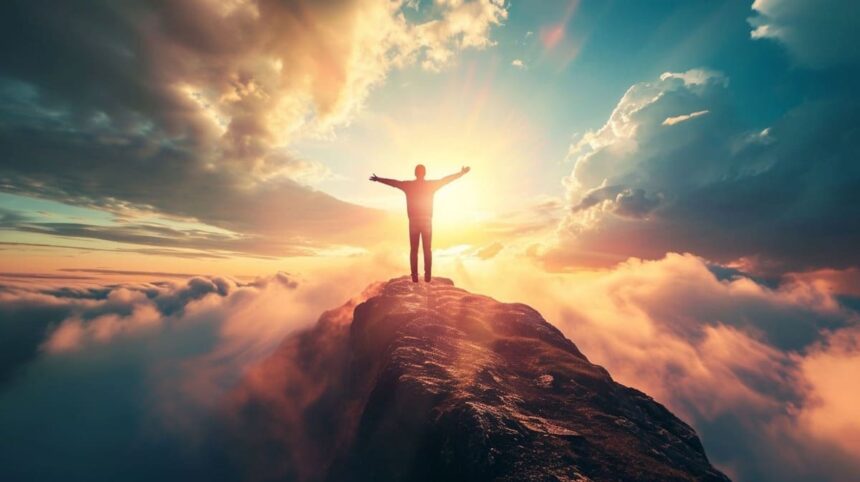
370,164,470,282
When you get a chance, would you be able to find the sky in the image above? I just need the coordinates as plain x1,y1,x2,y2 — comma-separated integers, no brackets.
1,1,860,481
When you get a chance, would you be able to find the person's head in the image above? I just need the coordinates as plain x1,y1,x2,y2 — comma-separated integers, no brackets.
414,164,426,180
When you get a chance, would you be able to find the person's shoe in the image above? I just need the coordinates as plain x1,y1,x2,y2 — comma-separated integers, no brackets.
424,273,431,282
411,273,419,283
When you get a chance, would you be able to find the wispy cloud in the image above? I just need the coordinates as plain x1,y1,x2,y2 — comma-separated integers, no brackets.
662,109,709,126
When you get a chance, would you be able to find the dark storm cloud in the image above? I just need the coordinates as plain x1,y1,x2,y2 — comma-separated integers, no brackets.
555,66,860,272
550,1,860,272
750,0,860,68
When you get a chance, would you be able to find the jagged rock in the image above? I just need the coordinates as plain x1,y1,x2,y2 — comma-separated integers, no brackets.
225,277,730,482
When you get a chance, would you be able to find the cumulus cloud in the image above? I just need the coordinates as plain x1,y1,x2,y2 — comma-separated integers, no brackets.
413,0,508,70
750,0,860,67
552,68,860,272
0,0,507,254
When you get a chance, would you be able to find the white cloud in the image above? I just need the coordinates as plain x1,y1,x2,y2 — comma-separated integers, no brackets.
408,0,508,71
662,109,710,126
511,59,525,68
660,69,727,86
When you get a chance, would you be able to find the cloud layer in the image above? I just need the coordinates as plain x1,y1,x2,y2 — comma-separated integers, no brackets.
0,263,399,481
2,255,859,481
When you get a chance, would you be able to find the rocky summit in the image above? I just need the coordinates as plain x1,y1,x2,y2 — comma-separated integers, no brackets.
225,277,730,482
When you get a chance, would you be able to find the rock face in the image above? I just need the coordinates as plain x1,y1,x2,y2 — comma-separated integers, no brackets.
227,277,730,482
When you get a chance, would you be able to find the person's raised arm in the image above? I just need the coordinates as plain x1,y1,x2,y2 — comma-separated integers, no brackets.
436,166,471,188
369,173,405,189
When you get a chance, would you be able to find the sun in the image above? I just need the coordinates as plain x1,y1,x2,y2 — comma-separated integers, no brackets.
376,113,534,232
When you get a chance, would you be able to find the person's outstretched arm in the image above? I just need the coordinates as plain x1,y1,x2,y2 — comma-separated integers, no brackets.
369,173,405,189
436,166,471,188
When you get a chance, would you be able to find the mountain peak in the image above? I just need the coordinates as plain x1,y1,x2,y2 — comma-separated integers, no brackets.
227,277,730,482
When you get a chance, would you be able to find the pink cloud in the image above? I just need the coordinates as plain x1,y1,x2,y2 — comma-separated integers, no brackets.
797,327,860,459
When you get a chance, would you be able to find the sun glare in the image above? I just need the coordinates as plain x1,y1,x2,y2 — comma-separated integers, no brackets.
371,91,542,237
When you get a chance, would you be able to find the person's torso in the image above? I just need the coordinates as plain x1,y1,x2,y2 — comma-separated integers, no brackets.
402,180,438,219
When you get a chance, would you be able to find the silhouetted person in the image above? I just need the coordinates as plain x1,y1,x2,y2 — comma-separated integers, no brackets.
370,164,470,283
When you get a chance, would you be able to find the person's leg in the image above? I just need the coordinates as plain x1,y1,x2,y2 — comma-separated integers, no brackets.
409,221,419,282
422,222,432,282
